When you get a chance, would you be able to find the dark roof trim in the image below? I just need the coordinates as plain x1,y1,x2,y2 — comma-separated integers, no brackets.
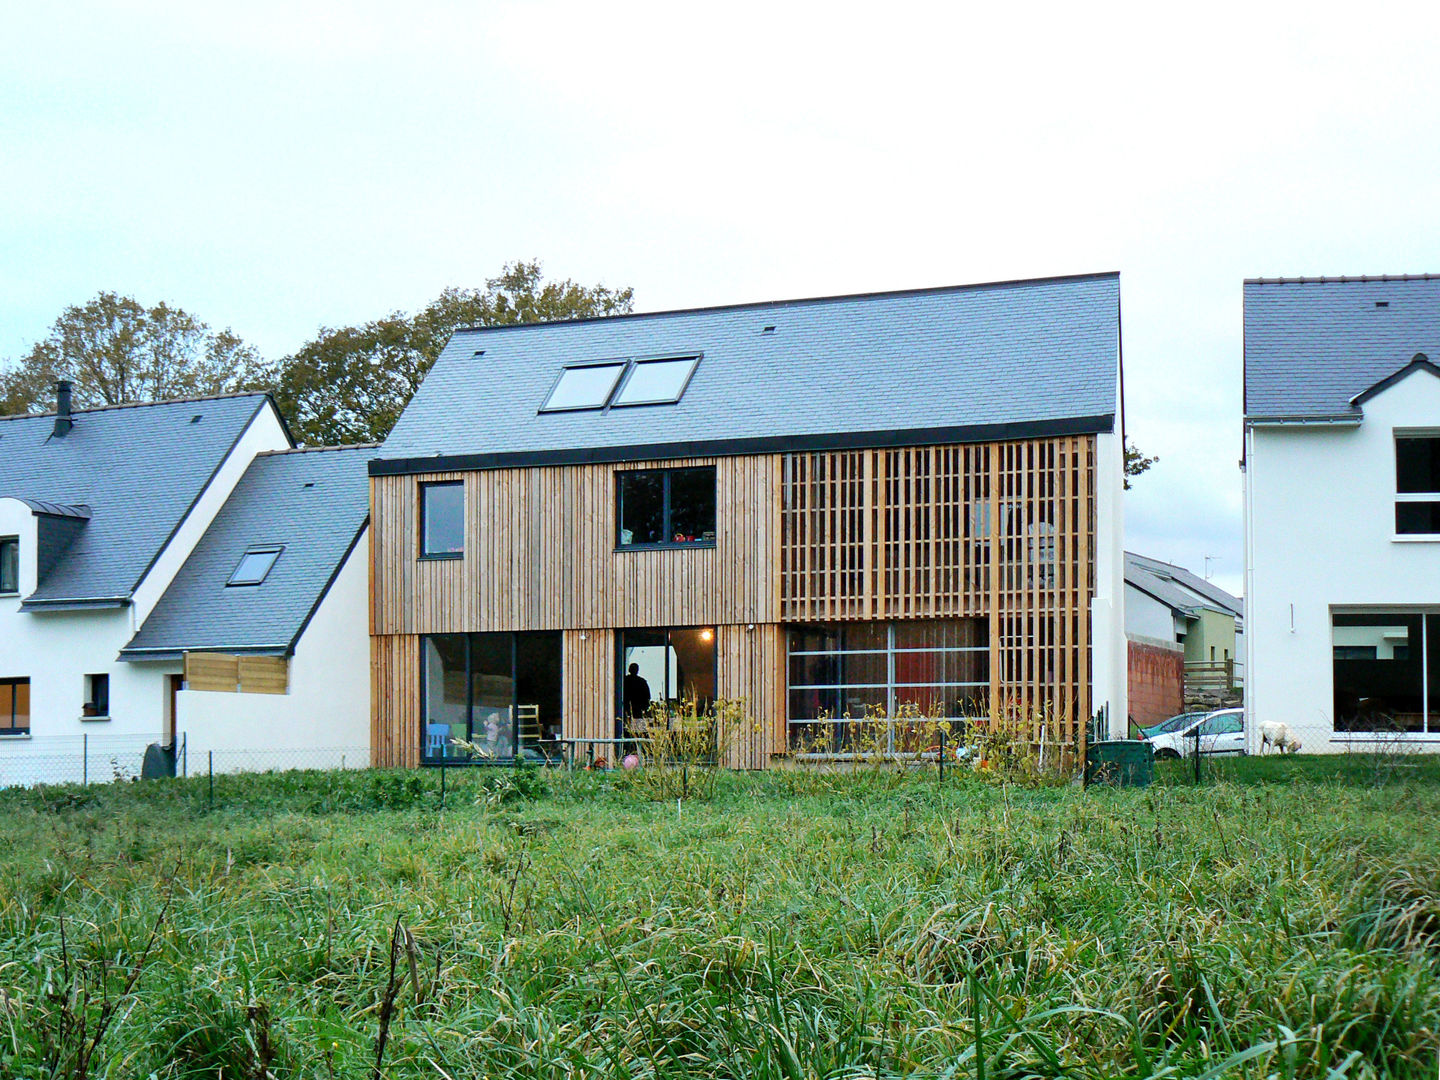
370,414,1116,477
126,396,291,598
1125,577,1194,617
284,516,369,655
1350,354,1440,406
21,596,129,611
1244,414,1362,427
118,644,289,662
449,271,1122,337
0,498,91,519
1245,274,1440,285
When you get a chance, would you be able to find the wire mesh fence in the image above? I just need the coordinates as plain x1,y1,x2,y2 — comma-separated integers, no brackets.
0,733,169,789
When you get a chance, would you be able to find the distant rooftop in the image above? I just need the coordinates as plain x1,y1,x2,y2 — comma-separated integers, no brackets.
1125,551,1243,622
1245,276,1440,421
376,273,1122,473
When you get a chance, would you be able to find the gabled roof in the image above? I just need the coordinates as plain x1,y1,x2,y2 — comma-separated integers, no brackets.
1125,552,1243,622
1244,276,1440,422
374,273,1121,474
0,394,280,606
1349,353,1440,406
120,444,378,659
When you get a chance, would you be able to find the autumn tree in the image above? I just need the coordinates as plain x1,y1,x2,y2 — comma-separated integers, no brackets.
0,292,271,412
273,261,634,445
1124,441,1157,489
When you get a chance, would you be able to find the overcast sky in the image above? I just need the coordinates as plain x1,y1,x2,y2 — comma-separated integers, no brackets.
6,1,1440,596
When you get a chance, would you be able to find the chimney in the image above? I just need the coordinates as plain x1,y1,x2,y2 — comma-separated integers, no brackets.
53,381,73,437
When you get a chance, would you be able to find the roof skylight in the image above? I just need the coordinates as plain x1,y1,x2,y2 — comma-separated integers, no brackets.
541,363,626,412
227,547,281,587
612,356,700,407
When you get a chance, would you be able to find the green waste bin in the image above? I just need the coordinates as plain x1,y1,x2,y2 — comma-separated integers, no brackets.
1085,740,1152,787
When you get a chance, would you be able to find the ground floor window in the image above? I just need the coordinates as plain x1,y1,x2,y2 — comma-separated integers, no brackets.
1333,612,1440,734
787,619,988,751
422,632,561,762
617,627,716,734
0,678,30,735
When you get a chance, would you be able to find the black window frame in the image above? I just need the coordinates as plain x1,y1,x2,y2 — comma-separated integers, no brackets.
539,360,628,413
1395,433,1440,536
0,536,17,594
610,355,702,408
615,626,719,737
0,677,29,736
539,354,703,414
226,546,283,587
418,480,465,560
420,631,562,764
615,465,717,550
85,673,110,718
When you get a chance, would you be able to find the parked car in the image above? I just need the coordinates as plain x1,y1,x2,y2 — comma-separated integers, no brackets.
1145,707,1245,759
1139,711,1208,740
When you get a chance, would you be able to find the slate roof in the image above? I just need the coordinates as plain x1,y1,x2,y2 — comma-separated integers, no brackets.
0,394,278,605
1125,552,1243,623
1245,276,1440,421
121,444,378,658
375,273,1121,472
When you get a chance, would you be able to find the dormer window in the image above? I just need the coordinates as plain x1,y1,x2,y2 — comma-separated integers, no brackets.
612,356,700,407
0,536,16,594
541,363,626,412
227,546,282,586
1396,434,1440,535
540,355,701,412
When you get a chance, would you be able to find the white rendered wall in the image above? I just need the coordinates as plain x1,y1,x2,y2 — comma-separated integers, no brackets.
1244,370,1440,753
1125,585,1177,643
1093,427,1129,739
177,529,371,772
0,405,289,786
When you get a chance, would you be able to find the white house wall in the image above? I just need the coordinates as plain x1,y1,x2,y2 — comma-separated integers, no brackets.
1125,584,1176,642
177,528,371,772
1245,370,1440,752
1093,426,1128,738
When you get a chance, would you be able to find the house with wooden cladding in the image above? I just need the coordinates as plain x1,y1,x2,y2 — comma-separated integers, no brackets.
369,273,1129,768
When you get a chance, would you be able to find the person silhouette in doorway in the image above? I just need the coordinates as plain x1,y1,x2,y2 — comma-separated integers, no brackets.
623,662,652,721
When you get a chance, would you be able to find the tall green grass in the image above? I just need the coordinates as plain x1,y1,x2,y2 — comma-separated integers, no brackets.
0,759,1435,1077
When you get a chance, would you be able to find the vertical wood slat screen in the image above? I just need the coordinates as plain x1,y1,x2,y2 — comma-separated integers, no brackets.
780,436,1094,746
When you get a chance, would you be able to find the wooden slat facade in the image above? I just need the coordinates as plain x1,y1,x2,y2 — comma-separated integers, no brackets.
371,435,1097,765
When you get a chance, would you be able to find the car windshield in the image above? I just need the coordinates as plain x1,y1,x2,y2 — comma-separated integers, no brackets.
1142,712,1200,737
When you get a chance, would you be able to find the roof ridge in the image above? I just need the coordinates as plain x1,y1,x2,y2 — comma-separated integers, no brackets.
255,443,381,457
449,270,1121,336
0,390,272,423
1245,274,1440,286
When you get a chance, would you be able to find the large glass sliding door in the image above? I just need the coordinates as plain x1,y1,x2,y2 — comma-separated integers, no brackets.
422,632,562,762
617,627,716,736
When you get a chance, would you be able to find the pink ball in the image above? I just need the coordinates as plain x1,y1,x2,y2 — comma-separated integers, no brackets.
622,753,640,770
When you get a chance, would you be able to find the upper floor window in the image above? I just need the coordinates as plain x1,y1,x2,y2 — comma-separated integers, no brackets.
420,481,465,558
0,537,16,594
617,466,716,548
612,357,700,407
541,362,625,412
0,678,29,735
1396,434,1440,535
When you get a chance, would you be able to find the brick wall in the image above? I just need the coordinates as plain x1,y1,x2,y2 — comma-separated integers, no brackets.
1127,636,1184,731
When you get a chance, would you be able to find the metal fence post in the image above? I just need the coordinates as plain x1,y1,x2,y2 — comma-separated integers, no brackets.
181,733,187,778
439,753,446,808
208,751,214,808
939,728,946,785
82,733,88,786
1193,727,1201,784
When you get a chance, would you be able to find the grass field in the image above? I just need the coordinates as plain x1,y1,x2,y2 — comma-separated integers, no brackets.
0,757,1437,1078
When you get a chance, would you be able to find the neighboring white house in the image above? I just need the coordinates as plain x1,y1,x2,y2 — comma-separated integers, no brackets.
1243,275,1440,753
119,444,376,771
0,387,292,783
